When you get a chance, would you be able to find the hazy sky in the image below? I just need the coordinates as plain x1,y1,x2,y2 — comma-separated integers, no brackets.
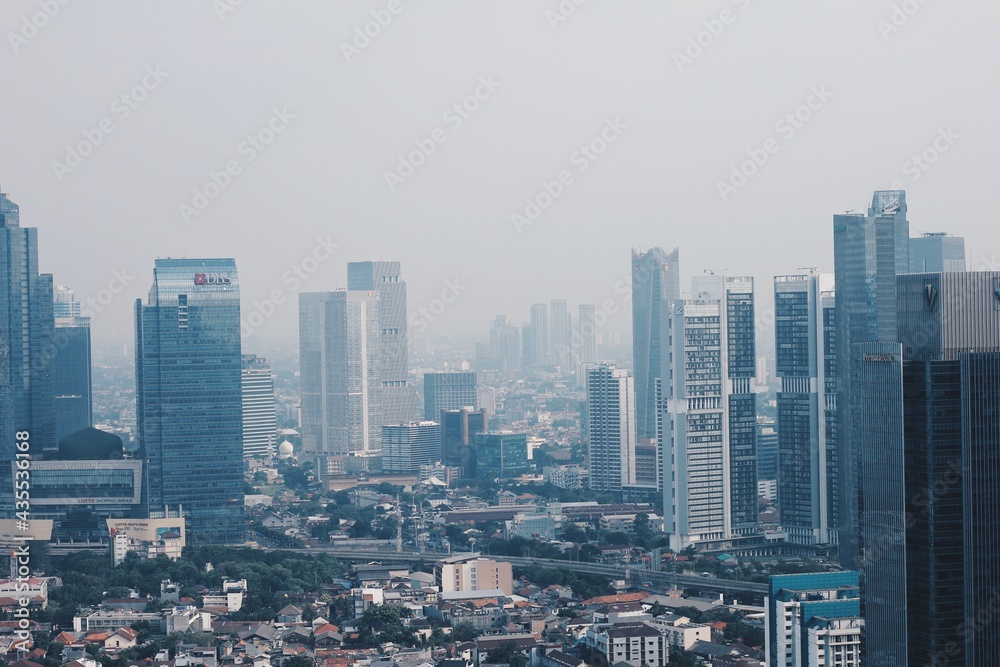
3,1,998,354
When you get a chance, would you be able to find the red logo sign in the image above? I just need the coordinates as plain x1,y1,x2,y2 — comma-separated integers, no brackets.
194,273,207,285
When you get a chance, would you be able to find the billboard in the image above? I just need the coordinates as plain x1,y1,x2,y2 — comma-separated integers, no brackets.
15,460,142,506
0,519,54,547
106,518,186,545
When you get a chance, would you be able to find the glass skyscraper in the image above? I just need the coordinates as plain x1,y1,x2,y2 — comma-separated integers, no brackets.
440,407,487,474
474,431,528,480
53,285,92,442
135,258,244,544
550,299,571,370
832,189,909,568
423,371,477,420
773,273,837,546
858,271,1000,666
909,231,966,273
661,274,757,550
347,261,418,425
631,247,680,440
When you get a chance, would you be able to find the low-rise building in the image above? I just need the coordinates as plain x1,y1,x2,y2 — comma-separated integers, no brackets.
434,554,513,596
589,622,668,667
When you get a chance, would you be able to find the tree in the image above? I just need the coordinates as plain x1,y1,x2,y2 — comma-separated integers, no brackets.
451,622,477,642
633,513,653,548
284,657,315,667
484,642,528,667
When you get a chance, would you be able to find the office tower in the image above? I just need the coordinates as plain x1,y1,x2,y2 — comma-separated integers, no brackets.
382,421,442,473
773,273,837,546
526,303,549,367
586,364,636,492
441,407,487,474
577,304,597,364
757,418,778,482
0,191,56,463
661,274,757,550
858,272,1000,667
299,290,382,473
241,354,277,458
488,315,520,374
423,371,477,420
909,231,966,272
631,247,680,440
832,189,909,567
134,259,244,544
474,431,528,480
764,571,862,667
477,385,497,417
633,443,658,487
347,261,418,425
53,291,92,442
549,299,572,370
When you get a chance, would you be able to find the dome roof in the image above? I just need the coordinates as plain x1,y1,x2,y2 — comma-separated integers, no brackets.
278,440,295,457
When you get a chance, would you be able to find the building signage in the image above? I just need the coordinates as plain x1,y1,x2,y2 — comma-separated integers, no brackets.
194,273,232,286
863,353,895,362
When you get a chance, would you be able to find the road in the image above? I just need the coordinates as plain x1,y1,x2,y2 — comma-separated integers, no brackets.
286,546,767,596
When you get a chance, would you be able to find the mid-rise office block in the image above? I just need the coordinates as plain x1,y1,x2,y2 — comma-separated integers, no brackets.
474,431,528,480
661,274,757,550
859,271,1000,667
299,290,382,473
832,189,909,567
135,259,244,544
765,571,862,667
241,355,277,458
441,407,487,474
632,247,680,440
347,261,418,425
423,372,477,420
586,364,637,492
909,231,966,273
382,421,441,473
773,273,836,546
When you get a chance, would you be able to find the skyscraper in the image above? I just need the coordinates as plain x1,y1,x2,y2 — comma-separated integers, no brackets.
909,231,966,273
299,290,382,473
423,372,477,420
526,303,549,367
487,315,520,374
631,247,680,440
578,304,597,364
53,287,92,442
859,271,1000,667
441,407,487,474
0,191,56,465
549,299,571,370
773,273,837,546
241,354,277,458
347,261,418,425
382,421,442,473
135,259,244,544
661,274,757,550
474,431,528,480
832,189,909,567
586,364,636,492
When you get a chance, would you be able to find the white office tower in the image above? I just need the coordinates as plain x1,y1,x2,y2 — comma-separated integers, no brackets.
586,364,637,492
241,354,277,458
661,274,758,551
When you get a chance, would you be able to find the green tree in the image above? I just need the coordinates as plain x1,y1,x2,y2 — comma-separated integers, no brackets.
484,642,528,667
284,657,315,667
451,622,477,642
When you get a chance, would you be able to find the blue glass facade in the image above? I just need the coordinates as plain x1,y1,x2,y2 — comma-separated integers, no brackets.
135,258,244,544
474,432,528,480
54,317,92,442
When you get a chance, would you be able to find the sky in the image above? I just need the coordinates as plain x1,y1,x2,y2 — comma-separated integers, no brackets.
2,0,999,355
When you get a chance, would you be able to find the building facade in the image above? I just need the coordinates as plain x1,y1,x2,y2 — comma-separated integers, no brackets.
661,274,757,550
773,273,837,546
909,231,966,273
578,304,597,364
434,554,513,595
586,364,637,492
134,258,244,544
423,372,477,420
382,421,442,473
53,289,92,443
241,354,276,458
550,299,572,371
474,431,528,480
441,407,487,474
299,290,382,473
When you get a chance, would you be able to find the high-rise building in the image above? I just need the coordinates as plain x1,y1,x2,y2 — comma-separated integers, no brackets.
135,259,244,544
757,418,779,482
299,290,382,473
487,315,520,374
241,354,276,458
586,364,636,492
765,571,862,667
858,271,1000,667
526,303,549,367
441,407,487,474
423,372,477,420
53,306,92,442
347,261,417,425
909,231,966,273
0,191,56,472
832,189,909,567
661,274,757,550
53,284,81,318
382,421,442,473
773,273,837,546
631,247,680,440
474,431,528,480
578,304,597,364
550,299,572,370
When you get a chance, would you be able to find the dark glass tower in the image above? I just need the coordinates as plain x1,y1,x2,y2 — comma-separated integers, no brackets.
0,191,56,467
53,313,92,442
909,232,966,273
135,258,244,544
631,247,680,440
859,271,1000,666
833,189,909,568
